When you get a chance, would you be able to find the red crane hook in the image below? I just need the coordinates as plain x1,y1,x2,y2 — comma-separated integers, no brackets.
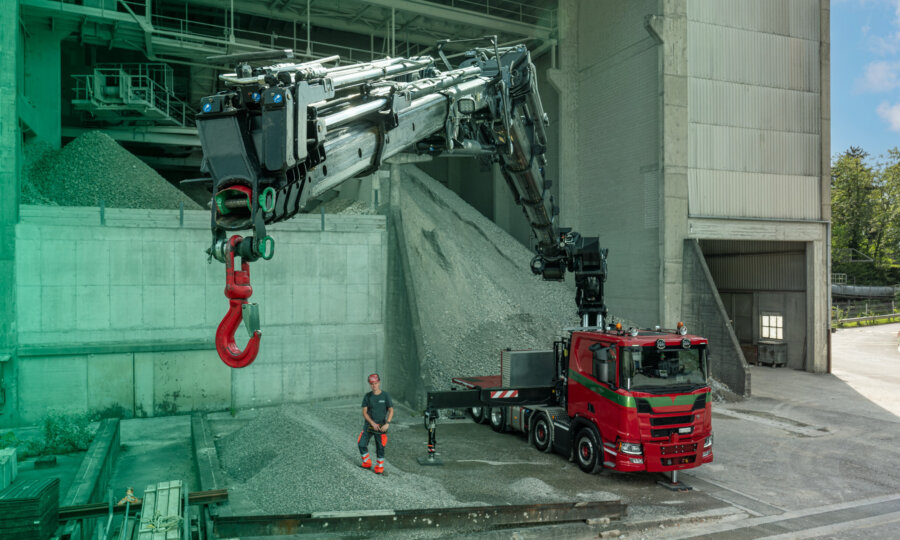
215,235,261,368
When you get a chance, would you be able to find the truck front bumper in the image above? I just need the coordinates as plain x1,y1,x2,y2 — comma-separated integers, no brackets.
608,439,713,473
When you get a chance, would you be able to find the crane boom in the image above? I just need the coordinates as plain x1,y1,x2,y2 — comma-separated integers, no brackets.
194,42,608,367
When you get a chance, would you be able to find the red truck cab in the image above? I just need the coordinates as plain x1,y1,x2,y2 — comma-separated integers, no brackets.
566,329,713,473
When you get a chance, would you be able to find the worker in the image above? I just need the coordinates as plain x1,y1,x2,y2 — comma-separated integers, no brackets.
358,373,394,474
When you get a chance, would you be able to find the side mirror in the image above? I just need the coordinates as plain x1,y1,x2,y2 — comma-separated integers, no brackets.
590,344,615,387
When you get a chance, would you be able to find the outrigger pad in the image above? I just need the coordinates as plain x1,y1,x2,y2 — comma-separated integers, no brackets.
657,473,692,491
417,456,444,466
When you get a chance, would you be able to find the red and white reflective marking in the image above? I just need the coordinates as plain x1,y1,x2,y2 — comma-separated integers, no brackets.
490,390,519,399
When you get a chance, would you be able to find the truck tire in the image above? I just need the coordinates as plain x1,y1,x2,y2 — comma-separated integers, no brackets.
489,407,506,432
532,414,552,453
470,406,486,424
574,427,602,474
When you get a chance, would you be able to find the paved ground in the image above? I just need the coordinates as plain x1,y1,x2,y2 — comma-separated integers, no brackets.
652,322,900,539
5,322,899,539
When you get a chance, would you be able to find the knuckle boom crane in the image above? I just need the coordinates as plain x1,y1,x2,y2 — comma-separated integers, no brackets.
195,41,714,483
196,40,608,367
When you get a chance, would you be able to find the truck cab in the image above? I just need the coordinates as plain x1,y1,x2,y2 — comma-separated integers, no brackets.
564,328,713,474
428,325,714,477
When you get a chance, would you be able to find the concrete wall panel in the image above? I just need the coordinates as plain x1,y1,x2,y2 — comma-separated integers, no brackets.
575,2,660,325
7,207,386,426
18,356,88,420
86,353,133,416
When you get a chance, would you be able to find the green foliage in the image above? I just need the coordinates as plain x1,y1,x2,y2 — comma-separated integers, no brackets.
832,147,900,282
0,413,96,459
831,262,900,286
832,147,876,254
0,430,19,449
40,412,95,455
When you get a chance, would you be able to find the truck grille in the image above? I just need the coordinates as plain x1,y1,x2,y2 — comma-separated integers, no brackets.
660,443,697,455
650,415,693,426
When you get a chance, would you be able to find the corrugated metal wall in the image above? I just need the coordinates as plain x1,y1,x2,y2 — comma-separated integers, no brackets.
687,0,822,219
574,0,660,324
700,240,806,291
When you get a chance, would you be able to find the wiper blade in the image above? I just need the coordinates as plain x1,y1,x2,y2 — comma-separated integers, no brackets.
632,383,704,394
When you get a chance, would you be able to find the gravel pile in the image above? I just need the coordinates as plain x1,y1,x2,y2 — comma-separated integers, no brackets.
216,403,464,513
24,131,201,210
320,197,376,215
396,166,579,392
708,376,742,403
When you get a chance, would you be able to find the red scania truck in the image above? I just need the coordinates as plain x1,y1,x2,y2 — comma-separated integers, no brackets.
421,323,713,480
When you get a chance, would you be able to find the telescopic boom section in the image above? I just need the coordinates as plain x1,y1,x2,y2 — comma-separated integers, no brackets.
195,44,608,367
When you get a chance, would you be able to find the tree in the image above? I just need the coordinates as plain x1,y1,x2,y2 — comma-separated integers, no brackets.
874,148,900,264
831,147,876,257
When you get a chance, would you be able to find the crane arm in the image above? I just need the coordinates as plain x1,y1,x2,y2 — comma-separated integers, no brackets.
194,43,607,367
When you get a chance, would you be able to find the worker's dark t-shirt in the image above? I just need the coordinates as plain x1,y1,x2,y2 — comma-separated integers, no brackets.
362,391,393,424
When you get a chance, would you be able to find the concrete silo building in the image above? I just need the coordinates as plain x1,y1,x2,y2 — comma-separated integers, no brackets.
0,0,829,425
542,0,831,395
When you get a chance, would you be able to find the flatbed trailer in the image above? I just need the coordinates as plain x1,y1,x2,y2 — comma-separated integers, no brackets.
420,326,714,484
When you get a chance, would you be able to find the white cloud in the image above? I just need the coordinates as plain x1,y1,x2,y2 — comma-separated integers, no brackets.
866,0,900,54
876,101,900,131
856,60,900,91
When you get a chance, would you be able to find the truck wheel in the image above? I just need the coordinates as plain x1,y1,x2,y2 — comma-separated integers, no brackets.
532,414,552,453
574,428,601,474
470,406,486,424
490,407,506,432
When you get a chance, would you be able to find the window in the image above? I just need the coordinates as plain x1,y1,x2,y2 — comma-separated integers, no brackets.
761,314,783,340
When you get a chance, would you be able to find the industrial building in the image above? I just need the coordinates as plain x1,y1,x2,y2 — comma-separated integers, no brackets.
0,0,830,428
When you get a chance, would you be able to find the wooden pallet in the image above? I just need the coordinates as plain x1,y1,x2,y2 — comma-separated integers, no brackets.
137,480,183,540
0,477,60,540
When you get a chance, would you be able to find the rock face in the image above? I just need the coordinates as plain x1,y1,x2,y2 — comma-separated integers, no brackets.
387,166,579,406
23,131,201,210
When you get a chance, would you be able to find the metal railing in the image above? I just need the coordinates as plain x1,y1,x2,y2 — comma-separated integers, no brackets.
72,63,196,127
119,0,431,63
438,0,557,29
832,300,900,322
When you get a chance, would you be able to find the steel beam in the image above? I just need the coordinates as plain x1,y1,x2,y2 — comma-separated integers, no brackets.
184,0,545,50
214,500,625,536
358,0,553,39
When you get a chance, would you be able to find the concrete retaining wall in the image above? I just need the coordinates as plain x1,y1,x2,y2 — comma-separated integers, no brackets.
682,239,751,396
4,206,386,427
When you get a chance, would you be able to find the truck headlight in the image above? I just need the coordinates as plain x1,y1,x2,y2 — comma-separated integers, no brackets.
618,442,643,455
704,434,713,448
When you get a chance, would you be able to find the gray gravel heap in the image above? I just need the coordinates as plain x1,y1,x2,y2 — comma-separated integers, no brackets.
216,403,464,514
24,131,201,210
396,166,580,393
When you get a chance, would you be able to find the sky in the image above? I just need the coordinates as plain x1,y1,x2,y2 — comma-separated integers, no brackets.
832,0,900,162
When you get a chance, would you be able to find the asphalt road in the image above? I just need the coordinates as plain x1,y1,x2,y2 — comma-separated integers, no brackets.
650,322,900,539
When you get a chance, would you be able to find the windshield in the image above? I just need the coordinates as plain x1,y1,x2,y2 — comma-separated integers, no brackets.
621,345,707,391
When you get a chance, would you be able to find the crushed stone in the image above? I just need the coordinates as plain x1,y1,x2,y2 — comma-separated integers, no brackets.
708,376,742,403
23,131,201,210
216,403,465,514
319,197,376,215
395,166,581,393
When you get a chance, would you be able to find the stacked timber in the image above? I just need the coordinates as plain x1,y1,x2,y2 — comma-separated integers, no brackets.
0,477,60,540
0,447,17,490
138,480,184,540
